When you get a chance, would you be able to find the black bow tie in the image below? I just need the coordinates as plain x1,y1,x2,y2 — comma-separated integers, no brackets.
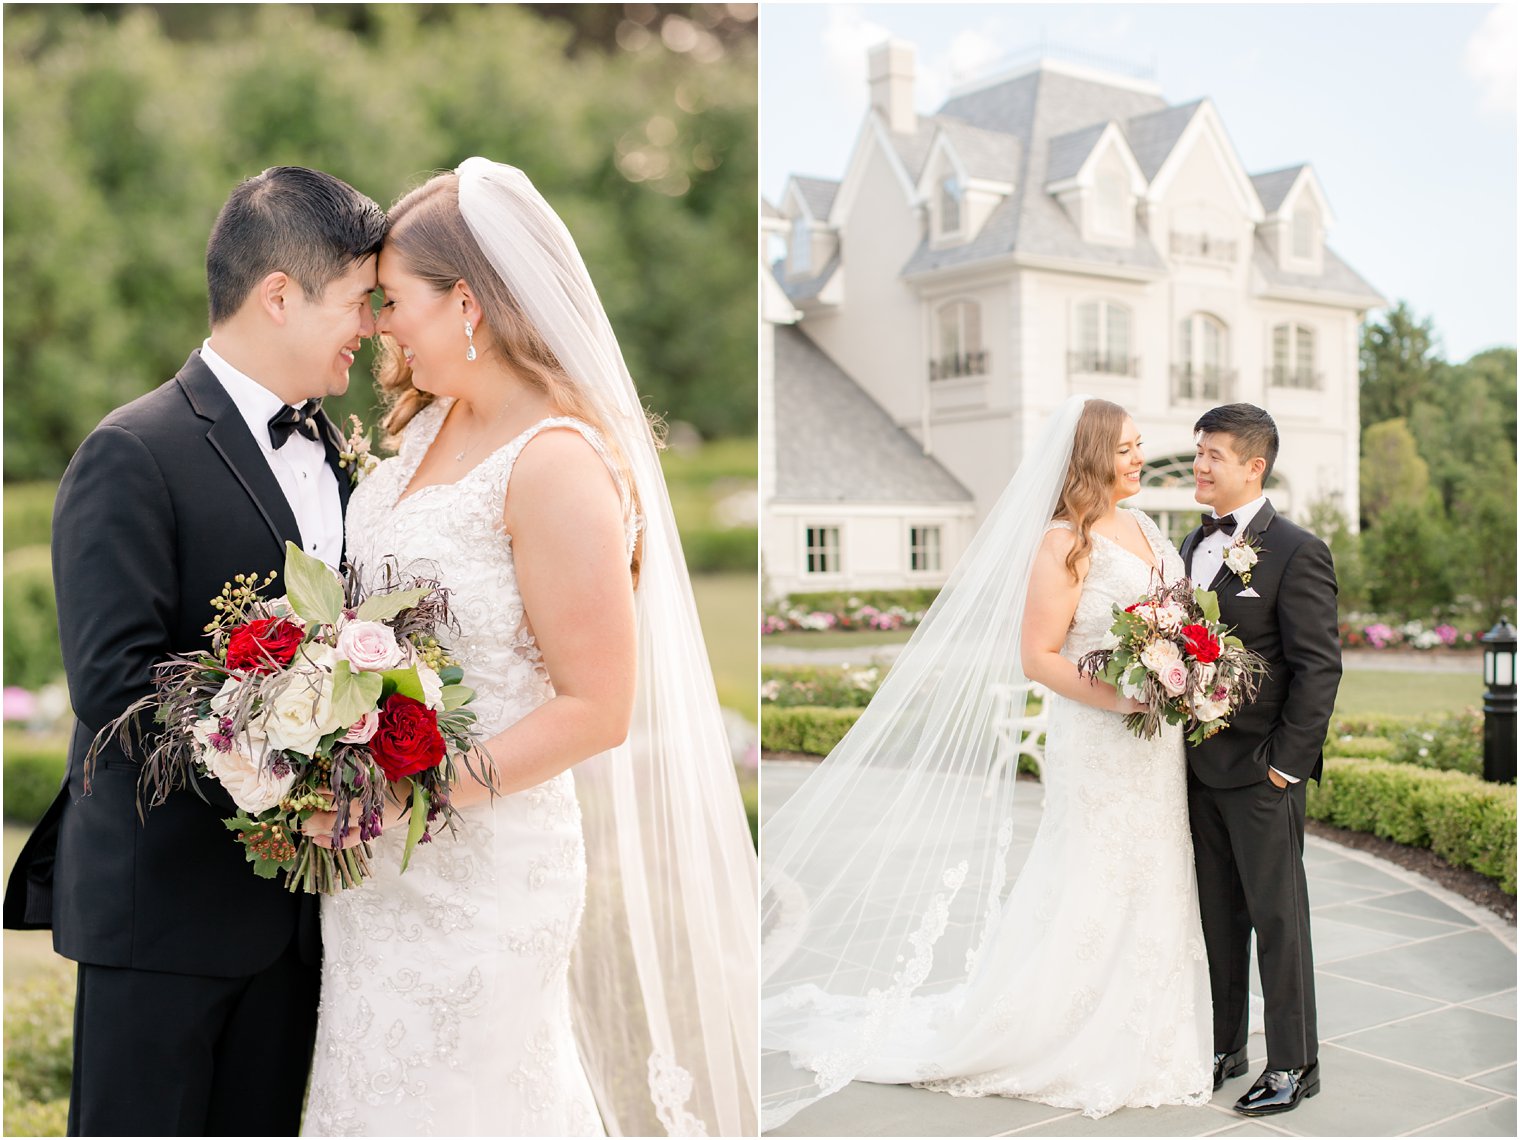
1201,513,1238,537
268,399,323,449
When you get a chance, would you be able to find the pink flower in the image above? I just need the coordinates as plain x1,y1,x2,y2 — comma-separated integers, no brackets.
336,620,406,672
341,710,380,745
1158,660,1189,697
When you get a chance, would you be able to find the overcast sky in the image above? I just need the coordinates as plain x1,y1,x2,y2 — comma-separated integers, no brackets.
760,2,1517,362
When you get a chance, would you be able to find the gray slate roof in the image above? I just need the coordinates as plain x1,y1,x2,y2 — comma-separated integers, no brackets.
936,118,1021,183
774,251,841,304
1044,120,1110,184
900,68,1172,277
792,176,840,221
772,325,973,504
1251,165,1308,215
1252,237,1384,306
1122,100,1204,179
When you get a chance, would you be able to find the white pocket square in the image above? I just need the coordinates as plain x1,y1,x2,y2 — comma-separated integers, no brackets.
1236,587,1261,598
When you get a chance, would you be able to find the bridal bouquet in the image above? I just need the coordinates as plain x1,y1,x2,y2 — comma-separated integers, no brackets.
92,543,491,893
1077,577,1268,743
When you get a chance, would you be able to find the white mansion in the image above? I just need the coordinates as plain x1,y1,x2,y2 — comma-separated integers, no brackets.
762,42,1384,599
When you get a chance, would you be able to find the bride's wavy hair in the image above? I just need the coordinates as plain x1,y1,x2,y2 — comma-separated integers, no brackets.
375,171,647,582
1052,398,1130,582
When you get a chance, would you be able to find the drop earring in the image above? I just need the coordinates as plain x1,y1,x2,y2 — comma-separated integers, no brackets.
465,319,477,362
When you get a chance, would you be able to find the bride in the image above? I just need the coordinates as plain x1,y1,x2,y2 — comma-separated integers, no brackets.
302,159,757,1137
761,397,1212,1127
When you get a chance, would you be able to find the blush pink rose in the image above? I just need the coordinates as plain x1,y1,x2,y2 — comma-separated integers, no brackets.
335,621,405,672
1158,660,1189,697
340,709,380,745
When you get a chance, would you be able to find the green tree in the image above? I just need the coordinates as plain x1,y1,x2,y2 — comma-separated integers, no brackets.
1360,301,1440,427
1359,418,1430,524
1361,499,1454,616
1302,494,1365,615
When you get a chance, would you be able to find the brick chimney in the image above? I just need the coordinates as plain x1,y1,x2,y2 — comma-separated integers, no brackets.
868,40,916,134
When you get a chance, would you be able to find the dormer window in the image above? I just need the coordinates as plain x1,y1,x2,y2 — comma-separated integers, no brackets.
790,215,811,274
1292,205,1315,259
939,174,963,235
1095,170,1127,235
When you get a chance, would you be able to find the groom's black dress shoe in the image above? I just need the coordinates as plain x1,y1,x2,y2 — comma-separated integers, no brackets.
1213,1046,1249,1091
1233,1061,1320,1116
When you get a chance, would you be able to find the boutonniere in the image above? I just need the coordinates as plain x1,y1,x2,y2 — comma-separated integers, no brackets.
337,414,380,487
1223,533,1263,587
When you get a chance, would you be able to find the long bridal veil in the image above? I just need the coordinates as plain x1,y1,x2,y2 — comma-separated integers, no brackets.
760,395,1090,1130
456,158,756,1137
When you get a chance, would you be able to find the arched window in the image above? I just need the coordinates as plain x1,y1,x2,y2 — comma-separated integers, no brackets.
1140,455,1287,545
931,299,985,380
1174,313,1231,401
940,173,963,235
1071,300,1134,375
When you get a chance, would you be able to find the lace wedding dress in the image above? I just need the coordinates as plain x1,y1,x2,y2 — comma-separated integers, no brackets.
772,509,1212,1119
305,400,636,1136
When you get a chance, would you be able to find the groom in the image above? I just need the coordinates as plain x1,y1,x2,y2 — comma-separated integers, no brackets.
1180,404,1341,1117
3,167,385,1135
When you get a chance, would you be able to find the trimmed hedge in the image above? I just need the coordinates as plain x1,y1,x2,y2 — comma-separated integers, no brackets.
760,706,862,756
3,732,68,824
1308,757,1516,893
761,664,884,708
3,546,63,691
682,526,757,574
1327,709,1483,776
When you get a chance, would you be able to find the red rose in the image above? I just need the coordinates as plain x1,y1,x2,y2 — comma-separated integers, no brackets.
1180,624,1222,664
225,617,305,673
369,693,446,781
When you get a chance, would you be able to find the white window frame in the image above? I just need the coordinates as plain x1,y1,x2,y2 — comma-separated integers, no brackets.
1175,312,1231,401
1268,321,1320,389
1072,299,1134,375
1291,205,1315,260
790,215,811,274
908,524,943,573
931,298,985,379
1094,168,1128,237
803,523,843,577
939,173,964,238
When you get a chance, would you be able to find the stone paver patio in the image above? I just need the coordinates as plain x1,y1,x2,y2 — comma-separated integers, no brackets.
761,760,1516,1138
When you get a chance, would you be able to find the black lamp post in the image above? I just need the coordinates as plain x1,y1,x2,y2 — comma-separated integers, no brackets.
1481,617,1516,784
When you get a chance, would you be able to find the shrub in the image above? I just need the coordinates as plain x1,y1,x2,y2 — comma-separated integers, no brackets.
3,547,62,692
3,967,74,1135
760,665,884,708
2,483,56,553
1307,758,1516,893
783,589,941,613
1325,709,1483,776
760,707,861,756
3,733,68,824
681,527,757,574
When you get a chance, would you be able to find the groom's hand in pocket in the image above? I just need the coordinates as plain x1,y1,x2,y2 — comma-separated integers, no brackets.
1266,768,1289,789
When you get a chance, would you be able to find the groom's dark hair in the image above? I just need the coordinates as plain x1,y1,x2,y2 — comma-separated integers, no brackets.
1195,404,1279,481
206,166,386,324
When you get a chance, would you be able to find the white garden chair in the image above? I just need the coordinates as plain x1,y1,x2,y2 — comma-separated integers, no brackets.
985,680,1049,796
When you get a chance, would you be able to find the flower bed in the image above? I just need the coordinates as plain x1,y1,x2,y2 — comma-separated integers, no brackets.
760,665,884,708
762,589,936,635
1326,709,1483,776
1339,616,1484,651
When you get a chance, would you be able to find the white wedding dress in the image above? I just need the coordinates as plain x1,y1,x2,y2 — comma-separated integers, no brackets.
771,509,1212,1118
305,400,637,1136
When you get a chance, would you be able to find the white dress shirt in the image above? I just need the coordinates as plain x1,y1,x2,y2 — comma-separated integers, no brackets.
200,341,344,569
1190,494,1267,593
1191,494,1296,784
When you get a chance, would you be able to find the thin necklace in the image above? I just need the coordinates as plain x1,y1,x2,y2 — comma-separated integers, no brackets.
452,395,513,463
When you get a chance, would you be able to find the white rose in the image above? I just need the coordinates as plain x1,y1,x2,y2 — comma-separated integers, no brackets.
335,620,405,672
1224,544,1258,574
415,661,445,712
1139,639,1182,674
259,646,344,755
1193,696,1230,722
205,732,296,814
1154,602,1187,633
1194,663,1217,691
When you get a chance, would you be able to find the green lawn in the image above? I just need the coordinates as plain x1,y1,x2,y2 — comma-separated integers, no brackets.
764,629,913,650
1334,669,1482,719
692,572,757,722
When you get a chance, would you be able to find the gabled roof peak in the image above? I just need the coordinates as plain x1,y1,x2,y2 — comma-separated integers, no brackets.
946,55,1162,101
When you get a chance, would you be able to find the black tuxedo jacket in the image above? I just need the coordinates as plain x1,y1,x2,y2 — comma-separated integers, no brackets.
1180,500,1342,789
3,350,351,977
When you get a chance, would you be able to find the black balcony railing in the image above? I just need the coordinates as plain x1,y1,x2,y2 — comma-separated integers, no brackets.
929,349,989,380
1265,364,1322,390
1171,363,1236,402
1068,350,1139,377
1169,231,1238,262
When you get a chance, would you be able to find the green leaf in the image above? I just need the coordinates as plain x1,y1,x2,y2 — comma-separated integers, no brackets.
438,665,464,686
440,683,474,711
282,542,344,626
1195,587,1221,625
381,667,424,703
400,779,427,873
330,660,383,730
354,586,432,623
